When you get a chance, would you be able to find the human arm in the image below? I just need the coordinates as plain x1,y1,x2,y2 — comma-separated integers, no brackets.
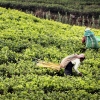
82,36,86,43
72,59,81,74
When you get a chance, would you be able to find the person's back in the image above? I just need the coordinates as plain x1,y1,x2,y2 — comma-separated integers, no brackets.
60,54,78,68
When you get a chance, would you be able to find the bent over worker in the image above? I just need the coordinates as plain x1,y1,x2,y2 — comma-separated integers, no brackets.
82,28,99,49
60,54,85,76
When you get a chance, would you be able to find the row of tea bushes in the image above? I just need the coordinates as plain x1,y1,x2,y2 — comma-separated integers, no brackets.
0,7,100,99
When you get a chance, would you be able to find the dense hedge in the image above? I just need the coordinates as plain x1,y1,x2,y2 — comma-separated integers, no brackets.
0,7,100,99
0,0,100,15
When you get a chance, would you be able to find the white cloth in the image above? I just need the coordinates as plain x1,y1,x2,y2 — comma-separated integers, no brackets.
85,27,90,31
60,54,78,68
71,58,81,74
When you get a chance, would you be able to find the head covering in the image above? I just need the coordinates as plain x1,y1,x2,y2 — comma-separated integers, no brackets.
84,27,94,37
77,54,85,58
85,27,90,31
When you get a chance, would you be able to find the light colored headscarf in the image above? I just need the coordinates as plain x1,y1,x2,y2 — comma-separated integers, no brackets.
85,27,91,31
77,54,85,58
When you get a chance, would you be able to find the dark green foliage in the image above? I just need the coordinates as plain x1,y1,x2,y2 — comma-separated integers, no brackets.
0,0,100,15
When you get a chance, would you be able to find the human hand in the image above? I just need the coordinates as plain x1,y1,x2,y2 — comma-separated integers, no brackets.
78,73,82,76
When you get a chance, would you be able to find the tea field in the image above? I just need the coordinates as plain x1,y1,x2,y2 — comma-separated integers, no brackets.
0,7,100,100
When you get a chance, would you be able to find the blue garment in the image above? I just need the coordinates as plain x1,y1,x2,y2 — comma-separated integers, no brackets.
84,30,99,48
95,36,100,42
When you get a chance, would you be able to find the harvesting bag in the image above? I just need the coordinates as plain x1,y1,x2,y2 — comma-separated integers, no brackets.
84,30,99,48
37,60,60,70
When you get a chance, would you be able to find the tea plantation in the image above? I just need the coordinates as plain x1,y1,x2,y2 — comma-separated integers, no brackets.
0,7,100,100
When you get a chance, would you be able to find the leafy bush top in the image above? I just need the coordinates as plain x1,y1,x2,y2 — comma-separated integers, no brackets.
0,7,100,99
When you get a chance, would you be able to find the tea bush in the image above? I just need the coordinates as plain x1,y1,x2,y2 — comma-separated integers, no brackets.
0,7,100,100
